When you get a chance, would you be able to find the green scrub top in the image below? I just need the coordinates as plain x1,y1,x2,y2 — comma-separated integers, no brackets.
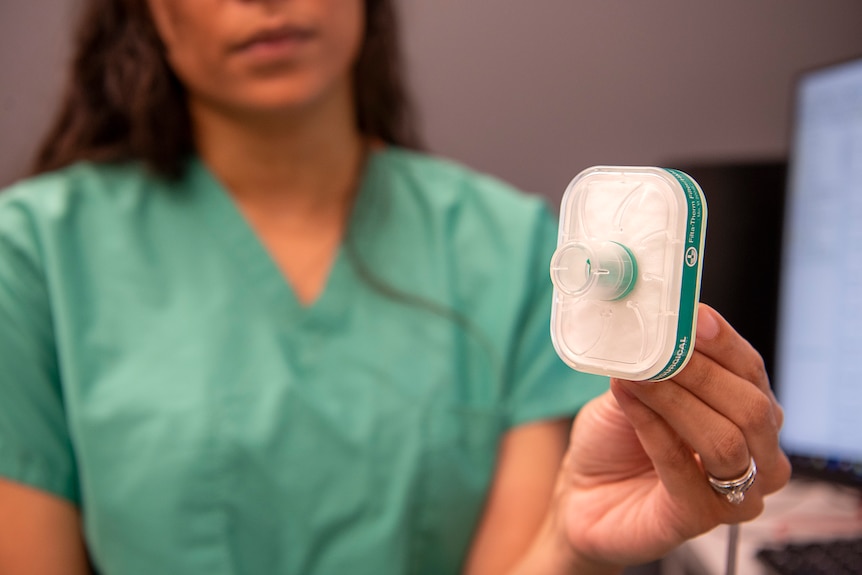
0,148,608,575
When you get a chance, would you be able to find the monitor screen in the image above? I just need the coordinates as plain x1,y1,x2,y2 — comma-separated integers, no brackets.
774,55,862,487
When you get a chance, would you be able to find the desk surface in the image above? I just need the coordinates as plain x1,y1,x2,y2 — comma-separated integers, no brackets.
662,479,862,575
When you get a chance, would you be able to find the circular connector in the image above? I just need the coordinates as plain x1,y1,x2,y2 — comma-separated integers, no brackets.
551,241,637,301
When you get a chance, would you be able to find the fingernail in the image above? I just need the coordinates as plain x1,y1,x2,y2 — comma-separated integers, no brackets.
696,308,720,340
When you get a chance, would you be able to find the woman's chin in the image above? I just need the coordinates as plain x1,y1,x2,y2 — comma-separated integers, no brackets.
206,78,352,123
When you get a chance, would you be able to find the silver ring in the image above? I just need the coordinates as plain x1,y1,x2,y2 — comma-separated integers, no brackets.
707,457,757,505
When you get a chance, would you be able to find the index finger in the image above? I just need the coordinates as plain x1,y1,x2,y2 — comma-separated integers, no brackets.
689,303,772,398
677,304,784,433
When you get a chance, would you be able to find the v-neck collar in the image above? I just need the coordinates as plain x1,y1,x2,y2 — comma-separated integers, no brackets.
183,148,388,330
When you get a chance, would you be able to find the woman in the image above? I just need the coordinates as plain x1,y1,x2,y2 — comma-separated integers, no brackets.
0,0,789,573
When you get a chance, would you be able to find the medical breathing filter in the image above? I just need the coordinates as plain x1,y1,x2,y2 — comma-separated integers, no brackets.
550,166,707,381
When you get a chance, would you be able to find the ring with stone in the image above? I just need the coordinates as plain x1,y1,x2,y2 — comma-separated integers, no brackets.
706,457,757,505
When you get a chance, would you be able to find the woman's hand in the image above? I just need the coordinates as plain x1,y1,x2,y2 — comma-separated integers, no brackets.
554,303,791,567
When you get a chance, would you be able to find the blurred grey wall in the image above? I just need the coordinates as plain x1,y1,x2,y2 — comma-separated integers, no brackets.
400,0,862,202
2,0,862,203
0,0,79,188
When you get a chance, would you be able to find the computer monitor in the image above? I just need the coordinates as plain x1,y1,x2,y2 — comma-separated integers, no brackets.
774,55,862,488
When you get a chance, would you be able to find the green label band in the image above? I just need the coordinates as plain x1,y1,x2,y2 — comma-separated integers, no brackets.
649,169,707,381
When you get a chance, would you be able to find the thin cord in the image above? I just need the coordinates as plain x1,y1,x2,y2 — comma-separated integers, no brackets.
725,523,740,575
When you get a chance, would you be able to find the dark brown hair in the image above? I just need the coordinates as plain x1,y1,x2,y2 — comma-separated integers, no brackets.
32,0,422,178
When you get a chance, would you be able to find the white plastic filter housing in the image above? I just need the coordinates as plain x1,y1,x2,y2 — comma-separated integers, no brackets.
550,166,707,381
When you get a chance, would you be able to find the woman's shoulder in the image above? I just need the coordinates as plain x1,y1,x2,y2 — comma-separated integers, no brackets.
378,147,553,223
368,148,560,292
0,162,179,254
0,161,162,217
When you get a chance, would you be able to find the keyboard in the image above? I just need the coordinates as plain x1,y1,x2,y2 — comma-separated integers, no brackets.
756,537,862,574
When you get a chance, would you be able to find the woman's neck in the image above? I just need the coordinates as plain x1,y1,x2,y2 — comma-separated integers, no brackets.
189,85,365,217
186,86,368,305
